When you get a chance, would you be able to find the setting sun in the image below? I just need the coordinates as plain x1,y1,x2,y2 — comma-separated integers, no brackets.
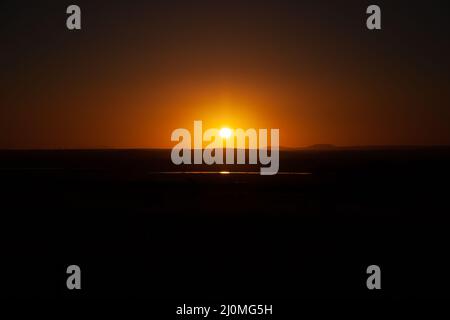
219,127,233,139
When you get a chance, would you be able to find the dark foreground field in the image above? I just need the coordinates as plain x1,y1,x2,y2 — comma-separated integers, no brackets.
1,148,450,301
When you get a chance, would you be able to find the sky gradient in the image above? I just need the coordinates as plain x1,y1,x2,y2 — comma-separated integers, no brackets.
1,0,449,148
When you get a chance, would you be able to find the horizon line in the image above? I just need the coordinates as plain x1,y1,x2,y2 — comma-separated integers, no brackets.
1,145,450,151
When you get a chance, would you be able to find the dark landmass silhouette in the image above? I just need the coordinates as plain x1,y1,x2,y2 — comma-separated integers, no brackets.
1,147,450,299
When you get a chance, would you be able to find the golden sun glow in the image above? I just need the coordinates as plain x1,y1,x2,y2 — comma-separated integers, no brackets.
219,127,233,139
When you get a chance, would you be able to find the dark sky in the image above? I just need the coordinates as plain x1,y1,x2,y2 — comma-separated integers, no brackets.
1,0,449,148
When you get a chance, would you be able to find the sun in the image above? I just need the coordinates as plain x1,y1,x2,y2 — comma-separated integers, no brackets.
219,127,233,139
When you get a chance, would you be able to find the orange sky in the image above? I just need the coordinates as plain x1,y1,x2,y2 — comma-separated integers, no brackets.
1,1,449,149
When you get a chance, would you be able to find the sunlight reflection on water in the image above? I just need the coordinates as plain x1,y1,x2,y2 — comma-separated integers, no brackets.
150,171,312,175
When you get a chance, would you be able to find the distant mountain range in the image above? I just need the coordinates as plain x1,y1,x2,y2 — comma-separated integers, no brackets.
279,144,450,150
